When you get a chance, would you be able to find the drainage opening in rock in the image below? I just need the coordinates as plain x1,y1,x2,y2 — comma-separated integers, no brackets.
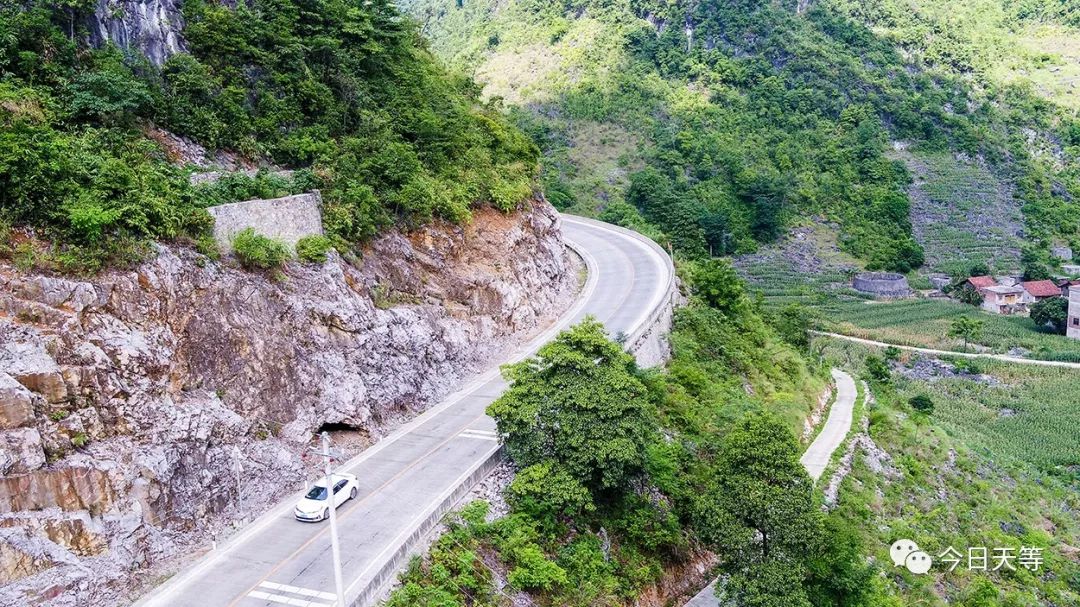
313,421,373,458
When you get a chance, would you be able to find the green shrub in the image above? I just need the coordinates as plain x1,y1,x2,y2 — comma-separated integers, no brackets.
231,228,289,270
908,394,935,413
296,235,333,263
508,545,568,591
865,355,891,383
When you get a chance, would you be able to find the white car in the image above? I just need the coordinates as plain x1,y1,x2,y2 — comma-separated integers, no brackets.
294,473,359,522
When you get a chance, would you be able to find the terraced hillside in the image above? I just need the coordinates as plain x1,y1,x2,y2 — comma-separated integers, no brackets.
893,148,1023,275
733,222,862,306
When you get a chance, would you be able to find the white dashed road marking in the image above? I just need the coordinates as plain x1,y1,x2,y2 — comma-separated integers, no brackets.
247,581,336,607
458,428,498,441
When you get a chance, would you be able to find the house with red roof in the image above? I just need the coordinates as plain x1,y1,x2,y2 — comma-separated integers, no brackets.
1020,279,1062,304
966,275,997,292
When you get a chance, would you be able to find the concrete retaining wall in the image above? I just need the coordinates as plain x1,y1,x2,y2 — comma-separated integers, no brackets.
207,192,323,253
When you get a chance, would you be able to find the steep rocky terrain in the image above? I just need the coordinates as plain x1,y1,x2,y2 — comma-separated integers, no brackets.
0,200,578,606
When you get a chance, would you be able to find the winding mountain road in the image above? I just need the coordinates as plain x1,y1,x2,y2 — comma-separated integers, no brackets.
684,368,859,607
136,215,675,607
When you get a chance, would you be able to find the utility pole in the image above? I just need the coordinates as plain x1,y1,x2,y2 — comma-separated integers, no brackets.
311,432,346,607
233,446,244,521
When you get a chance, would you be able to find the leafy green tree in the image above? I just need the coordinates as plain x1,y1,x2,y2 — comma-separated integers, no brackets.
769,303,817,350
508,462,595,522
67,64,150,124
865,355,891,383
1030,297,1068,334
692,258,751,316
948,316,984,352
950,281,985,306
697,411,823,607
806,517,878,607
487,318,657,493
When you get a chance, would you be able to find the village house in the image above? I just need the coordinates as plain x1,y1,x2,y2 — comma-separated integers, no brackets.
980,285,1027,315
966,275,997,292
1068,286,1080,339
1057,278,1080,297
1020,279,1061,304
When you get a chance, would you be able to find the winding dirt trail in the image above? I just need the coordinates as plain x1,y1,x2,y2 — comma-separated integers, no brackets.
685,368,859,606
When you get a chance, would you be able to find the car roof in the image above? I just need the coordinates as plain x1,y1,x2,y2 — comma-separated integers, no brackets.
309,473,355,488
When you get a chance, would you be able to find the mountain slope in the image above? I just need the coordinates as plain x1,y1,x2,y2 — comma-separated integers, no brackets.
400,0,1080,276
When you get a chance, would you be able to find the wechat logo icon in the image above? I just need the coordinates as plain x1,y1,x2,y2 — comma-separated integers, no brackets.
891,539,933,574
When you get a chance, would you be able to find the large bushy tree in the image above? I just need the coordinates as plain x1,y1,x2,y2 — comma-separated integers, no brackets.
696,411,824,607
487,317,657,493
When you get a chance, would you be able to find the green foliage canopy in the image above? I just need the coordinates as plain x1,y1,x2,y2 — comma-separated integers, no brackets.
487,317,657,493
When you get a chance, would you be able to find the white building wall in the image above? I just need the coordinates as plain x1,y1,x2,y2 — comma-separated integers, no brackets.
1068,287,1080,339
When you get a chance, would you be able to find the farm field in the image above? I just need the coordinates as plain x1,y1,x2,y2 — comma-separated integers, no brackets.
820,339,1080,605
818,297,1080,361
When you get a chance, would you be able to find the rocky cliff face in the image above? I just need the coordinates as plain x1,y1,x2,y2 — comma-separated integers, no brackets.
0,200,578,606
86,0,187,66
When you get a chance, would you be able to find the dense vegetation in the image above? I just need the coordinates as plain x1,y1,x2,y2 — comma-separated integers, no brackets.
386,264,910,606
403,0,1079,274
0,0,538,272
822,338,1080,605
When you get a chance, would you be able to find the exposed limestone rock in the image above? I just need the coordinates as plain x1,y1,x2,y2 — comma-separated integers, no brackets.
0,464,115,514
0,428,46,475
0,200,577,605
0,343,68,404
0,527,82,586
85,0,187,66
0,374,34,429
1,512,107,558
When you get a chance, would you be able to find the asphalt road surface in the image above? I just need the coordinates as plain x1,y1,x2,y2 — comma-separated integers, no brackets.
136,215,673,607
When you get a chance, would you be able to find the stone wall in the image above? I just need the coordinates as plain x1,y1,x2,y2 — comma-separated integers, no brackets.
853,272,911,298
207,192,324,253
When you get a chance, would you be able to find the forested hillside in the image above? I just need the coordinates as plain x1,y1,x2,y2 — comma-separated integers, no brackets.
0,0,537,272
401,0,1080,275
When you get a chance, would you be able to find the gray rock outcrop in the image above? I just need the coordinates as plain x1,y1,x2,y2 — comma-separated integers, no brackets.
0,200,578,605
86,0,187,66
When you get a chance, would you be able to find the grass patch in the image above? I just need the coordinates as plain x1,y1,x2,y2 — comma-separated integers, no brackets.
817,297,1080,361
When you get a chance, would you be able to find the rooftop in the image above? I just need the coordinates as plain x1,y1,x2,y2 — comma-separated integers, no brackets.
967,275,997,289
983,285,1024,294
1021,279,1060,297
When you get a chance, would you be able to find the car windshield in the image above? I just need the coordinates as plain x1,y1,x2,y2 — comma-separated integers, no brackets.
304,486,328,501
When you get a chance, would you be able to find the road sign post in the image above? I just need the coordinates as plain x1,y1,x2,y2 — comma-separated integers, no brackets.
312,432,346,607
